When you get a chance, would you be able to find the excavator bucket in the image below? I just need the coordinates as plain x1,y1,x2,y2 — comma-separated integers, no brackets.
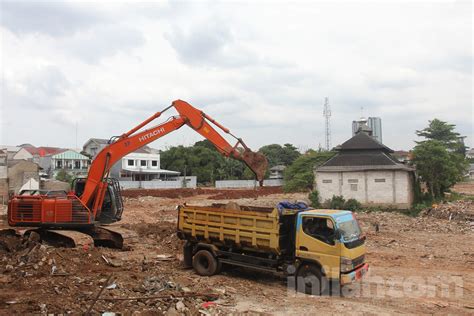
241,149,268,186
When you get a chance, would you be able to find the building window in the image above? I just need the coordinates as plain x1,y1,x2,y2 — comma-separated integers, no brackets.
322,179,332,184
140,160,147,167
375,178,386,183
350,184,358,191
56,160,62,169
151,160,158,167
348,179,358,183
127,159,134,166
74,161,81,169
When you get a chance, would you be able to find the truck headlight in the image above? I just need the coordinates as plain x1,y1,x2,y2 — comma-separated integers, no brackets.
340,257,353,272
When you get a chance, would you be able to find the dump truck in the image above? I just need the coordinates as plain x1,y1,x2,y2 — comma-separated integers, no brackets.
177,202,368,295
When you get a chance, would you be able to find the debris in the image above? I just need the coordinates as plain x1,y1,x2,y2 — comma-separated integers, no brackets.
102,255,123,267
176,300,186,312
156,254,173,261
86,275,113,315
201,301,217,309
421,200,474,222
39,303,47,313
165,307,179,316
106,283,118,290
96,292,219,301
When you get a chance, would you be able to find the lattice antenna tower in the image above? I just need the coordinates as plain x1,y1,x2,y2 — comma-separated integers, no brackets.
323,97,331,150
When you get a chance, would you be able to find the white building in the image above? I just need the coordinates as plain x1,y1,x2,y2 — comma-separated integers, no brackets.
466,148,474,159
39,149,90,178
119,149,179,181
269,165,286,179
315,132,415,209
83,138,179,181
468,164,474,180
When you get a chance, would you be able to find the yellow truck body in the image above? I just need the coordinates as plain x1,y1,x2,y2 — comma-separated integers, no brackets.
177,203,369,294
178,203,281,252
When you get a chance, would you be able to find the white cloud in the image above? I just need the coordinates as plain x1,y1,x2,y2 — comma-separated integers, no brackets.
0,0,472,152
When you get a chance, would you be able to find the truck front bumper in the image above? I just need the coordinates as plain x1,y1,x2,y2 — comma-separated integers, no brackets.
341,263,369,285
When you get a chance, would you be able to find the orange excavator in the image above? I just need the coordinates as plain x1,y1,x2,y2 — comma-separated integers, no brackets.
7,100,268,248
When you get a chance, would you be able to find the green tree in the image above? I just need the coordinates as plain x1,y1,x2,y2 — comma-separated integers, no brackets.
283,150,335,192
160,140,258,184
413,119,468,198
416,119,466,154
258,143,301,167
55,169,73,186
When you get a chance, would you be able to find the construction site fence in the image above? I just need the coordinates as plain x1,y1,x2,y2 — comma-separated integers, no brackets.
215,179,283,188
119,176,197,189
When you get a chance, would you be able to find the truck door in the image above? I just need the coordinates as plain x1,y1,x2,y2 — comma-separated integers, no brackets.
295,215,340,279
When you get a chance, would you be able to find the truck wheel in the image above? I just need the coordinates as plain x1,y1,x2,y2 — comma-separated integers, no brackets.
296,264,327,295
192,250,220,276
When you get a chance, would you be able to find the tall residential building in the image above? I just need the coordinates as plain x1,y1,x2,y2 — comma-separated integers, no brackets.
352,117,382,143
367,117,382,143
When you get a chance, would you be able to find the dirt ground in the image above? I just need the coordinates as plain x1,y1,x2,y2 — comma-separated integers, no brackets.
1,187,473,315
453,182,474,195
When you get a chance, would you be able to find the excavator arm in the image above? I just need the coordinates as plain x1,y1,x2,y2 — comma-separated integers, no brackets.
81,100,268,217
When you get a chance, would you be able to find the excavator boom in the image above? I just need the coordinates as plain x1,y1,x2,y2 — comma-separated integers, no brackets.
8,100,268,230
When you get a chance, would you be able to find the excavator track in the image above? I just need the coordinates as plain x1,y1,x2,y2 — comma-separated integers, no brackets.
85,225,138,249
14,226,138,249
28,229,95,249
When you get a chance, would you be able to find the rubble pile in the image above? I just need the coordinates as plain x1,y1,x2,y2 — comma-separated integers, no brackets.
421,200,474,223
0,230,225,314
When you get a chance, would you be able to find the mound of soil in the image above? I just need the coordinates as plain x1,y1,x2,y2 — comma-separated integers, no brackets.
121,187,283,200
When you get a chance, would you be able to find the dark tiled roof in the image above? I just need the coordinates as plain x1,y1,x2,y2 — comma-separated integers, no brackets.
316,133,414,172
322,151,398,167
339,132,393,153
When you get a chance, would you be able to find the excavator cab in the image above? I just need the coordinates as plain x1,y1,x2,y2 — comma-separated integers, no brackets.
72,178,124,224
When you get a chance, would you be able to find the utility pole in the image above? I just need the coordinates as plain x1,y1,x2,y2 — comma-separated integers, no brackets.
323,97,331,151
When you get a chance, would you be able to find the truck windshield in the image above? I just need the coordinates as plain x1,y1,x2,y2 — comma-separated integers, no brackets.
336,214,362,242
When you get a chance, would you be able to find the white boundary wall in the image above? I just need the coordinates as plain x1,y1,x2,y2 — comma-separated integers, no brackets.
120,176,197,189
215,179,283,188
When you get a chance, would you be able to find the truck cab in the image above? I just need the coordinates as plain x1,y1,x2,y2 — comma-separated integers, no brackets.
295,210,368,291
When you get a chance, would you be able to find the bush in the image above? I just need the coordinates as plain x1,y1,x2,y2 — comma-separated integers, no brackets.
322,196,362,211
55,169,74,186
407,202,430,217
308,190,321,208
325,195,346,209
344,198,362,211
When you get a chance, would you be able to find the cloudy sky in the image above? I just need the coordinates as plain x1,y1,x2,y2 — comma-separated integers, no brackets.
1,0,472,152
